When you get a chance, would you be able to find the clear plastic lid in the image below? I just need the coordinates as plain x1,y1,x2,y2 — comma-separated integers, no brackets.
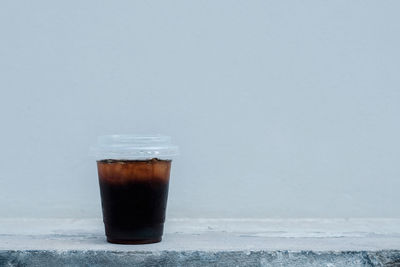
90,134,179,160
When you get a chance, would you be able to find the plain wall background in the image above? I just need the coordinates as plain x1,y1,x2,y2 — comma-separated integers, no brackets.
0,0,399,218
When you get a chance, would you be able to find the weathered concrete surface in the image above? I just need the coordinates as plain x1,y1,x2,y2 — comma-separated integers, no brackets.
0,219,400,266
1,250,400,267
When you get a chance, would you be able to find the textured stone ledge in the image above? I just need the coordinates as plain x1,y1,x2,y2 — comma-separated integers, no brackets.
2,250,400,267
1,218,400,266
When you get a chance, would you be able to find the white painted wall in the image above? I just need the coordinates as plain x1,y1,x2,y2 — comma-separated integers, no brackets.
0,0,399,218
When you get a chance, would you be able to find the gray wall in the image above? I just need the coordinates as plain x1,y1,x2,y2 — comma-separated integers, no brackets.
1,0,399,218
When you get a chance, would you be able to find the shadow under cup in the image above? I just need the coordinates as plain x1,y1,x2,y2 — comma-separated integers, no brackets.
92,135,178,245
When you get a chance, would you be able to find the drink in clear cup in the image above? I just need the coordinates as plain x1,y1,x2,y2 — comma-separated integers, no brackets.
91,135,178,244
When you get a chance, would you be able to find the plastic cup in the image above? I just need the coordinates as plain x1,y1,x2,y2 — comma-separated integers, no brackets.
91,135,178,244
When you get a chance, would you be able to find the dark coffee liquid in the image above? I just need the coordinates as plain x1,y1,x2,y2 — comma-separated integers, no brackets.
97,159,171,244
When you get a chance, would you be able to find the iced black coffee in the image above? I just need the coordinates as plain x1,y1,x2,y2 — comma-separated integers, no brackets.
91,135,178,244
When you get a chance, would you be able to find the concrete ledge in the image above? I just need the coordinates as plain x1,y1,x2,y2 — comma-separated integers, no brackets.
1,219,400,266
2,250,400,267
